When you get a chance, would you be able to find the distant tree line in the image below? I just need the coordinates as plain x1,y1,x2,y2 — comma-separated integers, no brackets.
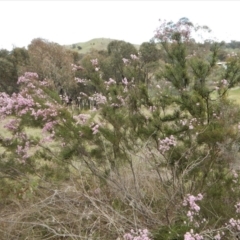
1,37,240,97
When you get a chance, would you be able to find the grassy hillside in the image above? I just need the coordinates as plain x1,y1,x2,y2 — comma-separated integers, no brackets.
228,87,240,104
65,38,140,54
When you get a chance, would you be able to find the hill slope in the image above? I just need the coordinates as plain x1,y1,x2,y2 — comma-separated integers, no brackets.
65,38,140,54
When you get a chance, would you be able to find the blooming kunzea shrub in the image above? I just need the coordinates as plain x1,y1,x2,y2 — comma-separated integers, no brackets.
0,72,63,163
2,18,240,239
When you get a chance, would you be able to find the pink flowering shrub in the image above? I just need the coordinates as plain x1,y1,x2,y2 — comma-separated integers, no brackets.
2,17,240,240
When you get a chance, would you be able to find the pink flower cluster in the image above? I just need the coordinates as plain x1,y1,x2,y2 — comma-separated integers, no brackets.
122,77,129,92
124,229,151,240
0,72,68,162
235,202,240,214
0,92,35,117
221,79,228,86
31,107,58,121
180,118,198,130
0,72,55,119
71,63,84,71
184,229,203,240
122,77,128,86
122,58,129,64
90,58,99,71
90,58,98,66
232,170,238,183
16,141,30,163
117,95,126,106
183,193,203,222
228,218,240,231
75,77,88,85
17,72,38,84
213,233,221,240
130,54,139,60
232,169,238,178
73,114,90,125
4,119,20,132
158,135,177,154
80,92,88,97
189,118,198,130
42,120,58,133
89,92,107,105
39,80,50,87
104,78,116,90
91,123,99,134
149,106,156,112
26,82,36,89
110,95,126,108
24,72,39,79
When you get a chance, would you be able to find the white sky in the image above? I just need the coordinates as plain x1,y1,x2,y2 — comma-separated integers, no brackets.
1,0,240,50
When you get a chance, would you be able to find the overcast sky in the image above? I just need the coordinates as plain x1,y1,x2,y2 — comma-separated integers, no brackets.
1,1,239,50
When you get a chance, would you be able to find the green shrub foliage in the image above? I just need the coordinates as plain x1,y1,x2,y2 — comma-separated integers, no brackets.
1,18,240,239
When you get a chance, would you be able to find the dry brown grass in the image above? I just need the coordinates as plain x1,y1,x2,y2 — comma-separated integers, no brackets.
0,142,183,240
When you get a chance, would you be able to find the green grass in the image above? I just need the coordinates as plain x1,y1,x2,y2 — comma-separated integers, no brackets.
65,38,140,54
0,118,61,157
228,87,240,104
210,87,240,104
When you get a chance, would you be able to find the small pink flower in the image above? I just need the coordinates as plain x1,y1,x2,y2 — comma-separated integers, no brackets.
90,58,98,66
122,58,129,64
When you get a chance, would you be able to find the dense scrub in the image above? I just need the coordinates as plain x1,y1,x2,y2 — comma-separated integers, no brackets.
1,18,240,239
